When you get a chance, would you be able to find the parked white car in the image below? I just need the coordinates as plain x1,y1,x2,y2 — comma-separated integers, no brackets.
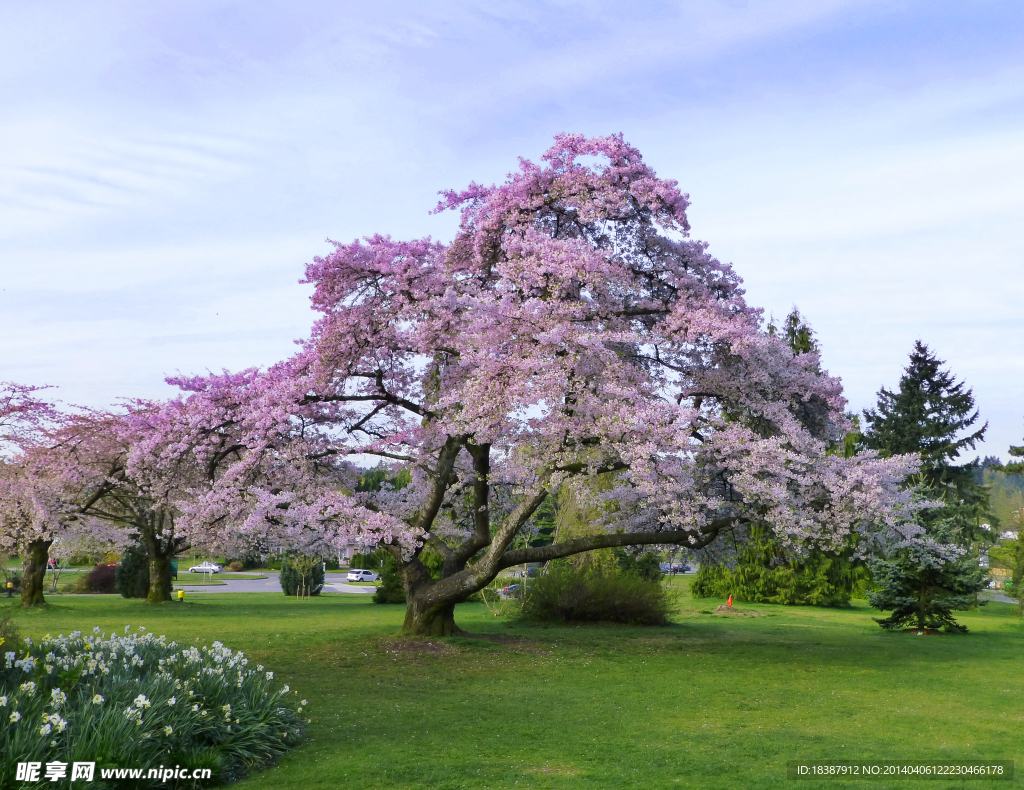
189,561,222,574
346,569,380,582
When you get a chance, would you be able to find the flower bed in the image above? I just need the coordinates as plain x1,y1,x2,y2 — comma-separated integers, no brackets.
1,626,304,787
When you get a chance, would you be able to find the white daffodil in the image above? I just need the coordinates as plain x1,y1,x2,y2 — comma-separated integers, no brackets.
92,694,105,705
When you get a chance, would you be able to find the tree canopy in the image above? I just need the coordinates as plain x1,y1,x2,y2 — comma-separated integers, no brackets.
0,137,919,629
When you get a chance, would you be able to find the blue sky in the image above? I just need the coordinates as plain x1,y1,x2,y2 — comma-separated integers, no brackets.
2,0,1022,459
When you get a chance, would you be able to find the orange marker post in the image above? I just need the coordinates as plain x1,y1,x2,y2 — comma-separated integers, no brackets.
727,595,733,608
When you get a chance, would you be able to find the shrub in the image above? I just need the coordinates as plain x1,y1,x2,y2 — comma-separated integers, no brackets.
227,561,243,572
690,526,867,607
520,565,674,625
0,627,304,787
614,549,664,582
115,547,150,599
2,572,23,594
0,612,18,652
279,556,324,596
372,555,406,604
351,550,389,570
79,565,117,594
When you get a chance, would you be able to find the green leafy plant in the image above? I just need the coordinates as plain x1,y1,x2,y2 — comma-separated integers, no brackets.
279,555,324,597
78,565,117,594
115,546,150,599
520,564,674,625
690,526,867,607
372,555,405,604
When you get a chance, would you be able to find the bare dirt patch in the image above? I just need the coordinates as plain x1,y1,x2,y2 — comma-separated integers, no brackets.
713,605,766,617
378,637,461,655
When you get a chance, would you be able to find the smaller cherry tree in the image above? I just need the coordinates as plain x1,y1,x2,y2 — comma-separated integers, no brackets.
0,382,76,605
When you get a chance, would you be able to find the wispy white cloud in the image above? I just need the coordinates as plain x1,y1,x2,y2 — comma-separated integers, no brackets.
1,0,1022,457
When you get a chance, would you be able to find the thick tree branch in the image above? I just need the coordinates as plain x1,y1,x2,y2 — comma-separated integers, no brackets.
497,519,735,568
452,441,492,563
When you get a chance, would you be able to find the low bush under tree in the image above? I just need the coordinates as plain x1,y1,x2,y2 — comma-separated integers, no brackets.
520,563,674,625
279,555,324,597
690,526,867,607
614,549,664,582
79,564,117,594
372,555,406,604
114,546,150,599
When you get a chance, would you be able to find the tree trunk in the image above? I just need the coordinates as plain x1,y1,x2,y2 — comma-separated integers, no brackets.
145,534,173,603
396,556,474,636
401,598,464,636
20,539,52,607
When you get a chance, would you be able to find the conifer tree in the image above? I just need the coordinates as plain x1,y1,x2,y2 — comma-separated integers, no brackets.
1005,424,1024,475
867,526,987,632
862,342,991,631
862,340,989,538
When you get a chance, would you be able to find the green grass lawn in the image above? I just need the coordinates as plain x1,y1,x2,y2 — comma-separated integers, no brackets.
3,583,1022,790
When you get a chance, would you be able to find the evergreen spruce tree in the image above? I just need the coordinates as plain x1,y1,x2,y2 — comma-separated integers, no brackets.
373,554,407,603
867,530,987,632
114,545,150,599
862,340,989,539
1005,423,1024,475
862,341,991,631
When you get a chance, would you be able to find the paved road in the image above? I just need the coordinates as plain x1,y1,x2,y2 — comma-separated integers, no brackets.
174,571,375,595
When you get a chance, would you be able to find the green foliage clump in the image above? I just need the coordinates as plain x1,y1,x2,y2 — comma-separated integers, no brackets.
79,565,117,594
2,571,23,594
614,549,663,582
520,564,673,625
868,542,987,632
0,611,19,653
279,556,324,597
1006,431,1024,476
114,547,150,599
0,626,304,788
862,340,992,541
690,526,866,606
372,555,406,604
350,549,389,570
